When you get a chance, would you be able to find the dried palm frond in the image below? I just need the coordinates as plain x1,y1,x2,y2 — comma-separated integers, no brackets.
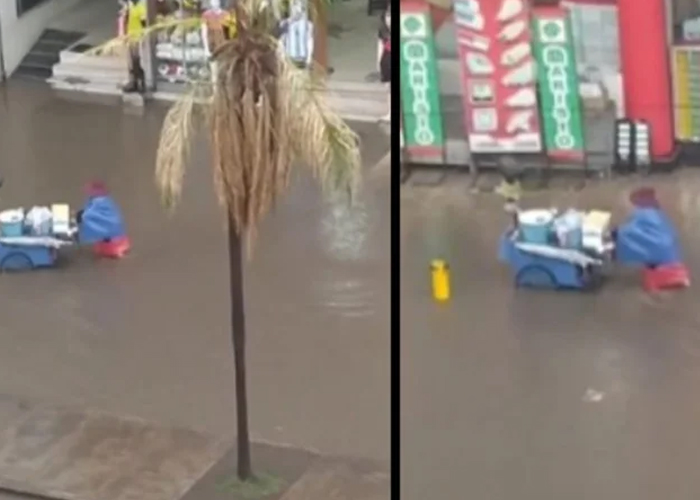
207,28,287,244
155,87,200,212
105,0,364,252
278,54,361,200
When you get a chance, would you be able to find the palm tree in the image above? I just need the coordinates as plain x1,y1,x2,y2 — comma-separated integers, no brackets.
100,0,361,482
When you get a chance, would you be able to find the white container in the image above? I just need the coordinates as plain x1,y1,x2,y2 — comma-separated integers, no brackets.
518,209,554,244
0,209,25,237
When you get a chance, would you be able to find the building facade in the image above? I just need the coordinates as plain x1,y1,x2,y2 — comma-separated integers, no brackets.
400,0,700,166
0,0,84,79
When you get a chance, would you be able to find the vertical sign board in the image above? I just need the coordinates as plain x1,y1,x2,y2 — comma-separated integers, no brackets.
672,46,700,142
400,2,445,160
532,7,585,159
453,0,542,153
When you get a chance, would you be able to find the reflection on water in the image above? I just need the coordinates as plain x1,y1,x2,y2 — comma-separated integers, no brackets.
314,277,378,319
319,193,370,262
313,186,386,319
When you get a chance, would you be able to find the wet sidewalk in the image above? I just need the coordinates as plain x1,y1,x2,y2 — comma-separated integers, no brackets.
0,395,388,500
0,396,228,500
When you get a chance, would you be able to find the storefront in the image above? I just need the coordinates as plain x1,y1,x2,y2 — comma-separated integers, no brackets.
399,0,694,167
148,1,211,89
136,0,336,90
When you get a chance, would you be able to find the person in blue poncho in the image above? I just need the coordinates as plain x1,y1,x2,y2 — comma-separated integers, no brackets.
615,187,689,290
76,182,130,258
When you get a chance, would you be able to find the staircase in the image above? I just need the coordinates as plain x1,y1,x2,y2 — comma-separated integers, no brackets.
13,29,85,81
48,47,128,96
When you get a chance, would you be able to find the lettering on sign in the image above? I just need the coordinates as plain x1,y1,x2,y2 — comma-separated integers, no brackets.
401,14,435,146
542,45,575,150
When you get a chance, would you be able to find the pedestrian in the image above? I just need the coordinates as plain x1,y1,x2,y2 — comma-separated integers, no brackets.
377,4,391,122
121,0,147,93
280,0,314,69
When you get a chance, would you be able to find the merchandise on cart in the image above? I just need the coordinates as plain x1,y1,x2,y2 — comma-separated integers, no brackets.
499,189,690,292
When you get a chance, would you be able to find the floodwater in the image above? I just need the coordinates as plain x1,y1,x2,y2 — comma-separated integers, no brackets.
0,83,390,463
401,172,700,500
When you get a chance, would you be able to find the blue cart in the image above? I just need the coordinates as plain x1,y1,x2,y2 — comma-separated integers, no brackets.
0,190,126,272
499,230,606,290
0,235,76,271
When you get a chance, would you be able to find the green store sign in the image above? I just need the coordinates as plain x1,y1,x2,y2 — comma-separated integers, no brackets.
532,11,585,159
400,6,445,159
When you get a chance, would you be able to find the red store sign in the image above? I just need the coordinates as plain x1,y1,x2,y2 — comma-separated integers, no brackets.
453,0,543,153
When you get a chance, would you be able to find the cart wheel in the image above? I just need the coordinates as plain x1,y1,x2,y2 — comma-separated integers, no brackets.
1,252,34,272
516,265,557,288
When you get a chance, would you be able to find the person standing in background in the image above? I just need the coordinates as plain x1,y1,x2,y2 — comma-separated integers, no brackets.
377,5,391,122
280,0,314,68
121,0,147,93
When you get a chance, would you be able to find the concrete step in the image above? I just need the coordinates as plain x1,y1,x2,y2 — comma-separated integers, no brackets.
58,49,126,68
51,66,125,82
51,64,127,85
48,77,122,96
53,57,126,74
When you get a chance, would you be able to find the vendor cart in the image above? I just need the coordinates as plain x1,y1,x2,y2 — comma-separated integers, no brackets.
499,230,606,290
0,183,128,272
499,194,690,292
0,235,74,271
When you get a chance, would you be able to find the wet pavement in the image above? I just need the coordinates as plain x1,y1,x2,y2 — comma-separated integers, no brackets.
0,82,390,468
0,399,228,500
401,171,700,500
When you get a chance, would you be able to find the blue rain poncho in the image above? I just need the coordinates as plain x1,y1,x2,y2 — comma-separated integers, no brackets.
78,195,126,244
615,208,682,266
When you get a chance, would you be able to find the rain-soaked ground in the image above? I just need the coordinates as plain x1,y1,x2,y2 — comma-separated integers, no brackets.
0,82,390,468
401,171,700,500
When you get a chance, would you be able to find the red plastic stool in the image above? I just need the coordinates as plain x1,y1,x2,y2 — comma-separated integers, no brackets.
93,237,131,259
643,263,690,292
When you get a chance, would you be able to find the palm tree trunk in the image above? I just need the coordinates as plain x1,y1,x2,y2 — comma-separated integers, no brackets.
312,0,329,71
228,213,252,481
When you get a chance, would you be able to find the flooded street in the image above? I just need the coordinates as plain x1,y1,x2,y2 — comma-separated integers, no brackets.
401,172,700,500
0,83,390,463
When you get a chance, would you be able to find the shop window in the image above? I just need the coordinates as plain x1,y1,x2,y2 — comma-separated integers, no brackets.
566,1,619,76
16,0,50,17
672,0,700,43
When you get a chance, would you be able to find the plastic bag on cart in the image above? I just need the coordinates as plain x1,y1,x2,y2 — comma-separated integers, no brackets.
25,206,52,236
615,207,682,266
78,195,126,244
